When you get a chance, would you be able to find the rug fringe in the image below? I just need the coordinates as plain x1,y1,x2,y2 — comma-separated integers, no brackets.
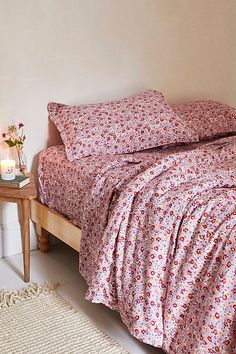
0,282,58,308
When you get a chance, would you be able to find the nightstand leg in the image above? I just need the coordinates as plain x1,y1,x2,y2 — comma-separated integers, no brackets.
21,198,30,282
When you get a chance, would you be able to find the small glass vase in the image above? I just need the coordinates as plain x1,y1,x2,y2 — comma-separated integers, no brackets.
15,147,27,176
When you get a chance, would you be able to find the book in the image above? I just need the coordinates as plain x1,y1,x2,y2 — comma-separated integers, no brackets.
0,175,30,189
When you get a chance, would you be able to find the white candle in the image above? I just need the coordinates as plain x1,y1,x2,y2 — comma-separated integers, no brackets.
0,159,16,180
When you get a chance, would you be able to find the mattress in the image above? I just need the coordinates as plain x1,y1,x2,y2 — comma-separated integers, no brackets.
38,139,227,227
38,144,164,227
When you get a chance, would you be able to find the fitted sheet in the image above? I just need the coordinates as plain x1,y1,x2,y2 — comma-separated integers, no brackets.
38,144,163,227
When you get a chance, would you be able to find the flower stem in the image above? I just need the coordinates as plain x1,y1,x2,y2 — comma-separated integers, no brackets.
16,146,25,175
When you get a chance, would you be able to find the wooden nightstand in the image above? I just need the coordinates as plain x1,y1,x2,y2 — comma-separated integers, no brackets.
0,173,37,282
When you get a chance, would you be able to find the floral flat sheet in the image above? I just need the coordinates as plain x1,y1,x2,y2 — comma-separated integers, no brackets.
39,136,236,354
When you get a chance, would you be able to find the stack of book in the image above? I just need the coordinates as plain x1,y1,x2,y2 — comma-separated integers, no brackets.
0,175,30,189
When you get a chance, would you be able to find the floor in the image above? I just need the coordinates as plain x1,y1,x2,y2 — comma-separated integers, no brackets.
0,243,165,354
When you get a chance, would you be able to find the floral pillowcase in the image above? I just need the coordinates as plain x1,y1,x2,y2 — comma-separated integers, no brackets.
48,90,198,161
171,100,236,141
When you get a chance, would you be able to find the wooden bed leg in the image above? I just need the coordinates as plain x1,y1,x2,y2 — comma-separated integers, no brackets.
31,199,81,252
36,224,50,252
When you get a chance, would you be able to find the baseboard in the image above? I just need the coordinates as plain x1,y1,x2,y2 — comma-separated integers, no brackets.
0,221,37,258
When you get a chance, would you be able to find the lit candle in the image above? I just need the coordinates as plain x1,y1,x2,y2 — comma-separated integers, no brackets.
0,159,16,180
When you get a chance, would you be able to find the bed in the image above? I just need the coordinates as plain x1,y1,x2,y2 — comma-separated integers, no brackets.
31,91,236,354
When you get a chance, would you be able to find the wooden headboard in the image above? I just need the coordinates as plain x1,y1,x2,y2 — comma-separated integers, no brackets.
47,120,63,147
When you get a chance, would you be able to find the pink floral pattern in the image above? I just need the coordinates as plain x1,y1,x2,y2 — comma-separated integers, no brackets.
171,100,236,141
48,90,198,161
39,136,236,354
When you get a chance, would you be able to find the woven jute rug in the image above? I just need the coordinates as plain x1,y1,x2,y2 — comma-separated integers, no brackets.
0,283,128,354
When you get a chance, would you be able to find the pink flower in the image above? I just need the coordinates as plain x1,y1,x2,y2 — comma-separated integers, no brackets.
2,132,6,139
18,123,24,128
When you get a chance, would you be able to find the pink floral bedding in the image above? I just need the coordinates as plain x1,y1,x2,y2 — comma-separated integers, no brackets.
171,100,236,141
39,137,236,354
48,90,198,161
38,145,162,226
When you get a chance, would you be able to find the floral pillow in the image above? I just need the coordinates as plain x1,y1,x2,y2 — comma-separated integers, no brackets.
48,90,198,161
171,100,236,141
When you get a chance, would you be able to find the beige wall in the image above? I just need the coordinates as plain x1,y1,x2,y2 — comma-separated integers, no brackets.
0,0,236,256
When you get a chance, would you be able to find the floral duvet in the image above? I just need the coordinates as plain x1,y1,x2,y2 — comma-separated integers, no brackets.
39,136,236,353
79,136,236,354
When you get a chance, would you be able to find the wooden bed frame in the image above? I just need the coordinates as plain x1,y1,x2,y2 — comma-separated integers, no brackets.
31,199,82,253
